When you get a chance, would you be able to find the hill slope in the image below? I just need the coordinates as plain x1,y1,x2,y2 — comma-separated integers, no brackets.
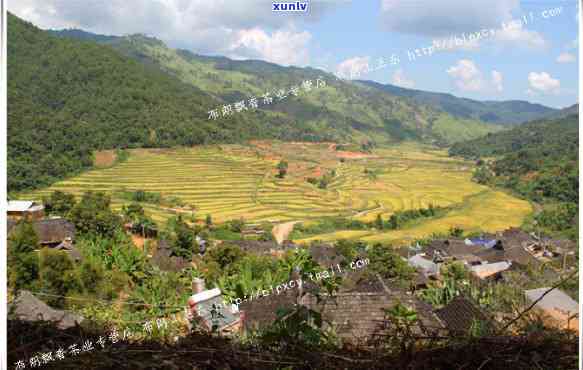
7,15,341,192
50,28,503,144
8,16,503,193
449,114,578,238
358,80,557,125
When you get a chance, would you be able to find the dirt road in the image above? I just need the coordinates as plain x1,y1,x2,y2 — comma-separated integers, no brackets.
272,221,300,244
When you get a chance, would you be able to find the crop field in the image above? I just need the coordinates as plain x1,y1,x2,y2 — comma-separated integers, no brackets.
20,141,533,242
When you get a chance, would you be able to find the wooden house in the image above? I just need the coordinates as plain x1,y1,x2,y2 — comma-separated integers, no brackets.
7,201,44,221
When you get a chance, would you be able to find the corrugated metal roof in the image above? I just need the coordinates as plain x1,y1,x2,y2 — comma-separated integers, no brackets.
524,288,578,315
408,254,438,274
470,261,512,278
7,201,34,212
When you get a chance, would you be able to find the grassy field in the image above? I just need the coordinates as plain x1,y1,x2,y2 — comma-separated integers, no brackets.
19,142,532,242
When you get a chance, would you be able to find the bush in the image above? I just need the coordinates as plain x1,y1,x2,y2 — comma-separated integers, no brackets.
42,190,77,216
8,220,38,255
69,191,122,237
228,218,246,233
39,248,82,308
9,252,39,292
78,257,106,295
367,243,414,282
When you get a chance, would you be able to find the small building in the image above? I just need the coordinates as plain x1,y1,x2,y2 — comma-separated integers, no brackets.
8,218,76,248
426,239,484,262
225,240,297,257
7,201,44,221
408,254,440,276
309,243,346,267
9,290,84,329
54,237,83,263
150,240,190,272
470,261,512,280
186,280,243,335
31,218,76,247
475,243,539,269
524,288,579,333
240,273,443,344
435,296,493,336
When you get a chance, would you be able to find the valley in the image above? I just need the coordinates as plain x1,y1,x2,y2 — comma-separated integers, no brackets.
20,141,532,244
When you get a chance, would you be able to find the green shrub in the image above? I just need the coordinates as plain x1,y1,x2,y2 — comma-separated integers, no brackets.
39,248,82,308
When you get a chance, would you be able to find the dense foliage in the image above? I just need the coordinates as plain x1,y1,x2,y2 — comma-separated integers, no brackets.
290,206,446,239
359,80,558,125
449,114,579,238
7,14,327,193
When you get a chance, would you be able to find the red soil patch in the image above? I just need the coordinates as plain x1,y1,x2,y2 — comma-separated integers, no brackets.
311,166,323,177
249,140,273,150
522,171,540,180
131,234,147,251
94,150,116,167
335,151,378,159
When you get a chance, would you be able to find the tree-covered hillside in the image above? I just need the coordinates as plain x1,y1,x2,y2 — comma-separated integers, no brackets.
50,27,503,144
449,114,579,238
8,14,504,193
7,14,331,192
358,80,557,125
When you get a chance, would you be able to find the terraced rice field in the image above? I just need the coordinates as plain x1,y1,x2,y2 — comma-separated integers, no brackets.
20,142,533,242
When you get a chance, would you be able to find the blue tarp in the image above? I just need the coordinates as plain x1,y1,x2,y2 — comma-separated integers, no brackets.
467,238,498,248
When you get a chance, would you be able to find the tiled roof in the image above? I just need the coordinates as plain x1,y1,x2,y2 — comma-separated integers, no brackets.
427,239,484,259
34,219,76,244
309,244,346,267
524,288,578,316
302,292,396,341
240,274,443,343
7,218,76,244
9,290,83,329
54,242,83,262
436,296,491,335
476,244,538,267
151,240,190,272
227,240,290,254
239,289,298,330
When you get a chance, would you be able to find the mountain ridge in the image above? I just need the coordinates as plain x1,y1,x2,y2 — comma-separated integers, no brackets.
9,14,527,192
50,27,561,126
358,80,557,125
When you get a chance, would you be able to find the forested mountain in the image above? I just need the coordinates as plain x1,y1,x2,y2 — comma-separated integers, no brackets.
7,15,329,191
541,103,578,120
449,114,578,238
358,80,557,125
51,29,504,143
10,14,540,193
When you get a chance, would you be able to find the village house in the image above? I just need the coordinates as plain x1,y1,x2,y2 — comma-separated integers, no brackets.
150,239,191,272
7,200,44,221
425,239,485,263
239,273,444,345
425,231,543,271
524,288,579,333
9,290,84,329
8,218,82,262
225,240,297,258
469,261,512,280
435,296,494,336
186,278,243,335
309,243,346,267
407,253,441,279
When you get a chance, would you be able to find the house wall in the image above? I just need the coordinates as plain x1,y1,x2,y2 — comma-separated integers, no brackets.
7,209,44,221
